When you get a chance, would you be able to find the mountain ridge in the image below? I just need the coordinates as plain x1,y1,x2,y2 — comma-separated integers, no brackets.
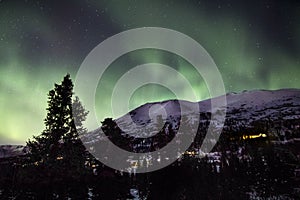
84,88,300,143
1,88,300,158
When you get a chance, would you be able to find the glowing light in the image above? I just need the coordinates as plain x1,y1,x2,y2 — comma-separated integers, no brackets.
243,133,268,140
56,156,63,160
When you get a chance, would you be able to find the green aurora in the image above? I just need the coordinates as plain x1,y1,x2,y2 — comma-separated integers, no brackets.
0,0,299,144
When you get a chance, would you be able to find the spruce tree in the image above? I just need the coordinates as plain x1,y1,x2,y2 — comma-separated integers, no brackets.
27,74,89,174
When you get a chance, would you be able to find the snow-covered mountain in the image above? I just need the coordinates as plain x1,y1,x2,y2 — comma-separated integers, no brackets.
84,88,300,144
222,88,300,121
0,145,27,159
1,89,299,159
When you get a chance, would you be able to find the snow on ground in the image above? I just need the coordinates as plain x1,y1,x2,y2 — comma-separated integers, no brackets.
83,89,300,144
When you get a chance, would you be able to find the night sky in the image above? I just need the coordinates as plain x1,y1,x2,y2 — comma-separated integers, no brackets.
0,0,299,144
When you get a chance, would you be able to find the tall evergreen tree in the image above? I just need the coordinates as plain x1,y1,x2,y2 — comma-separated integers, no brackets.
27,74,89,174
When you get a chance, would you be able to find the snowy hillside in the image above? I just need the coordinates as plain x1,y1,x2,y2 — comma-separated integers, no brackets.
0,145,27,159
2,89,299,159
223,89,300,122
84,88,300,144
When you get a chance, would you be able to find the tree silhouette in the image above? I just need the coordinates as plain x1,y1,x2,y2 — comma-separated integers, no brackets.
27,74,89,175
101,118,132,151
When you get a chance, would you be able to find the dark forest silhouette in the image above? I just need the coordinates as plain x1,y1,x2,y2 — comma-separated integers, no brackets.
26,74,91,179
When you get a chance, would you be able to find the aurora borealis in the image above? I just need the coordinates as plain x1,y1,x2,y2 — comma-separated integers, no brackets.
0,0,299,144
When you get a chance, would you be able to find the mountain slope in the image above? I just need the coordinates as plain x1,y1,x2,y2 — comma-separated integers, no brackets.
84,88,300,144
